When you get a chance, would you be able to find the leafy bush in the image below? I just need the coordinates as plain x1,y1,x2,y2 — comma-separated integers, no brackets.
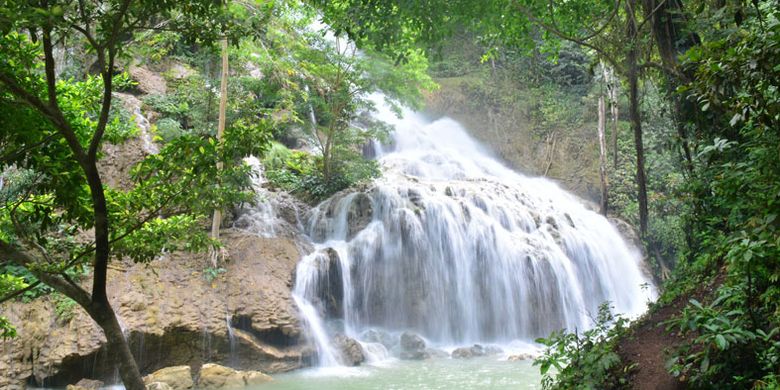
153,118,185,142
534,303,634,390
666,288,780,388
263,142,379,202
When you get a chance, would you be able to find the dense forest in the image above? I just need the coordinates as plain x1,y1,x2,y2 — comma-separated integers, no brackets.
1,0,778,389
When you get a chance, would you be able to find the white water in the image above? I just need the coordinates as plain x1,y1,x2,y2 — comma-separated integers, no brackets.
233,156,299,237
293,94,656,366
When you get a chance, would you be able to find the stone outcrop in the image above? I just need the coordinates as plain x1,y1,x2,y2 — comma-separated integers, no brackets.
66,378,104,390
332,334,365,366
346,193,373,239
315,248,344,319
398,332,429,360
143,366,193,390
197,363,271,389
0,231,310,388
146,382,174,390
451,344,502,359
507,353,537,361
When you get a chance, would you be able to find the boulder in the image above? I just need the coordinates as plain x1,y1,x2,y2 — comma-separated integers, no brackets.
347,193,373,239
146,382,174,390
243,370,273,386
399,332,429,360
451,344,503,359
197,364,245,389
361,329,396,349
143,366,193,390
197,364,272,389
507,353,536,361
315,248,344,319
332,334,365,366
66,378,104,390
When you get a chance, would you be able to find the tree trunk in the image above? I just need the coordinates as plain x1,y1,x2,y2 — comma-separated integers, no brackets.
626,9,649,236
210,37,229,260
601,64,620,167
91,301,145,390
598,94,609,216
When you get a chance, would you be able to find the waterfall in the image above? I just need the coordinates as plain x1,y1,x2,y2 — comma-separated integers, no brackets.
292,94,656,365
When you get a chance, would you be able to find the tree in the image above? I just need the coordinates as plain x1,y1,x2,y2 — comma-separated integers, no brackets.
0,2,267,389
210,36,229,266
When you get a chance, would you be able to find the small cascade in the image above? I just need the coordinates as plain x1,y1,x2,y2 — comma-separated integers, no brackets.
292,251,343,367
292,94,656,366
226,314,237,366
233,156,296,237
115,93,158,155
132,105,158,155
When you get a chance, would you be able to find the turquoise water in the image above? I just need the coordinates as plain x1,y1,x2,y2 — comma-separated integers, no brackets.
36,356,542,390
253,357,542,390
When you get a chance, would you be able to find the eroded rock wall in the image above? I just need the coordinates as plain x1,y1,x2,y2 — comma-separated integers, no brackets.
0,231,311,388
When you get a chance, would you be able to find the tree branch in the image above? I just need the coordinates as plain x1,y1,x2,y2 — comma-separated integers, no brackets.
0,240,92,308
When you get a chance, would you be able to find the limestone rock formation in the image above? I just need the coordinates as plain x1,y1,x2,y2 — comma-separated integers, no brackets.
197,363,271,389
398,332,429,360
451,344,502,359
146,382,174,390
143,366,193,390
0,231,309,388
66,378,104,390
332,334,365,366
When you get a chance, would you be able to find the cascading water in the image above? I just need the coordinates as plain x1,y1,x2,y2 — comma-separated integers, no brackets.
292,94,656,366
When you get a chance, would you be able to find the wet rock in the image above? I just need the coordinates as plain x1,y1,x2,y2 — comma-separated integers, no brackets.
66,378,103,390
347,193,373,239
146,383,173,390
198,364,245,389
197,363,270,389
407,189,424,208
361,329,396,349
315,248,344,319
399,332,429,360
507,353,536,361
333,334,366,366
143,366,193,390
451,344,502,359
243,370,273,386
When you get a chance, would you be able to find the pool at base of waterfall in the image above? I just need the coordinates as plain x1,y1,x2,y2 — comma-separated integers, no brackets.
259,357,541,390
34,357,541,390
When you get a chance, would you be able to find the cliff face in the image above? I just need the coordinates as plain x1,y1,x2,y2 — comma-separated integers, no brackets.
424,77,602,204
0,231,312,389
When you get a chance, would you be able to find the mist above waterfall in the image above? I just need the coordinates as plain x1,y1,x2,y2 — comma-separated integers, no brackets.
293,93,655,365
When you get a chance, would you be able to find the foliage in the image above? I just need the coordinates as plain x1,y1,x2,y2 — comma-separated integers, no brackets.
52,292,79,324
657,2,780,388
263,142,379,202
666,289,780,388
202,266,227,283
534,303,634,390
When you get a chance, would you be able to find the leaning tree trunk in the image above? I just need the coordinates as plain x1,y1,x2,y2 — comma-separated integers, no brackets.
90,300,145,390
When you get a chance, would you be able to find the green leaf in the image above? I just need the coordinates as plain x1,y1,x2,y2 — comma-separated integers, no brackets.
715,334,728,350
